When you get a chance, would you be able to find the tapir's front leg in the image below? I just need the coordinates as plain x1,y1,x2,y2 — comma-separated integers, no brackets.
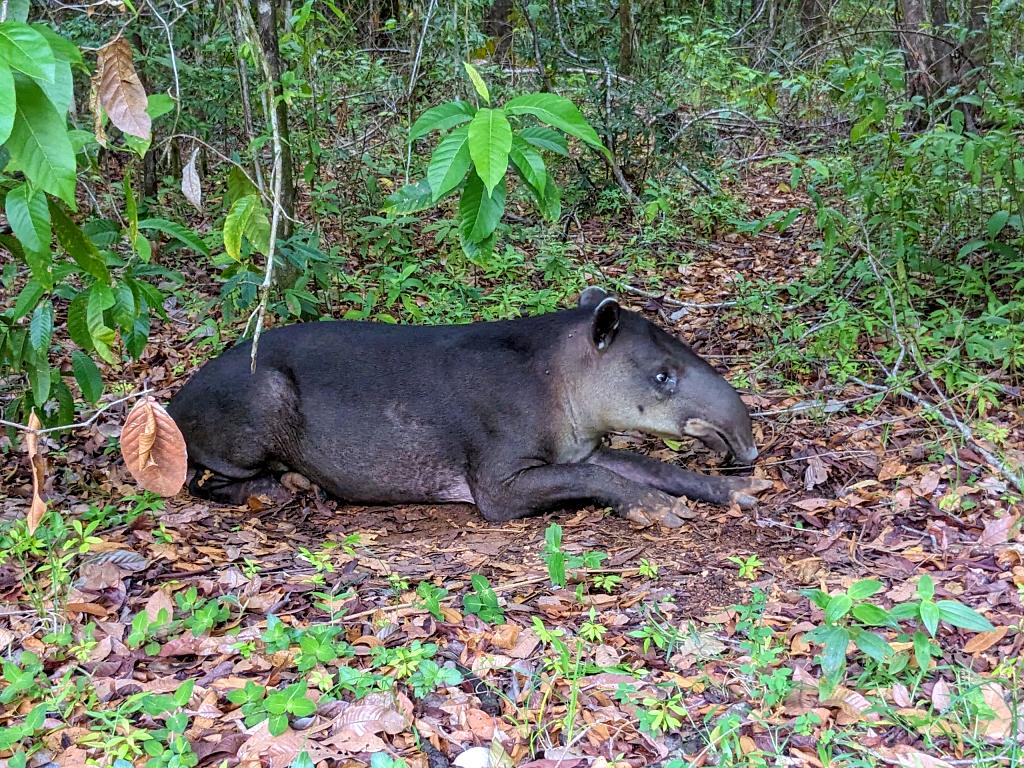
470,463,692,527
587,449,772,508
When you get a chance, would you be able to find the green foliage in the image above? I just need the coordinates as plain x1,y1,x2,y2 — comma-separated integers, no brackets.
462,573,504,624
392,65,606,259
804,575,993,695
0,19,201,428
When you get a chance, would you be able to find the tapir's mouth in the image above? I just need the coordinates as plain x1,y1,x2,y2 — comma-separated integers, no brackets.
683,418,758,465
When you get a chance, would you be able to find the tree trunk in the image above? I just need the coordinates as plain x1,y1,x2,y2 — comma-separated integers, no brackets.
250,0,295,243
485,0,514,58
897,0,958,116
618,0,635,74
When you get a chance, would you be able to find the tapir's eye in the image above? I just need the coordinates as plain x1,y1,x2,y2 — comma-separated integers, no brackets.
654,370,675,387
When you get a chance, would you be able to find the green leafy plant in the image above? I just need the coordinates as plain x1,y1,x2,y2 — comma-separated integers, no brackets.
390,63,609,258
804,575,994,694
462,573,504,624
415,581,449,621
728,554,764,580
226,681,315,736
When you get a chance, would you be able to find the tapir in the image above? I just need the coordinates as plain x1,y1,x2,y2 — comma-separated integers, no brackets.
167,287,770,527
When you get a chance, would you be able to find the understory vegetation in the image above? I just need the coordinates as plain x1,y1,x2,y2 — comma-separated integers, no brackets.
1,0,1022,766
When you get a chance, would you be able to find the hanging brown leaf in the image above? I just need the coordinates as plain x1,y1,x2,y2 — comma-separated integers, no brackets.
182,148,202,211
24,411,48,535
97,38,151,140
120,397,187,497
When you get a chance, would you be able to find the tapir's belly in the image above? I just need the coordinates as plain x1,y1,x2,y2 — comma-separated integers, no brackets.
286,400,477,505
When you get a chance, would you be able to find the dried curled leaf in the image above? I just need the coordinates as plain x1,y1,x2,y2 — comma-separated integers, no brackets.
120,396,187,496
25,411,48,535
97,38,151,140
182,148,202,211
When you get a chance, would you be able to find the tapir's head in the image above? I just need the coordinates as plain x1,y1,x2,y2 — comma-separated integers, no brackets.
570,287,758,464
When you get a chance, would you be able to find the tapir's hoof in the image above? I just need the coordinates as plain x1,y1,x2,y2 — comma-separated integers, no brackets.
623,491,696,528
728,477,773,509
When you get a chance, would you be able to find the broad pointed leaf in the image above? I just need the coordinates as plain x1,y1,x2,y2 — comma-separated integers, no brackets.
384,179,434,215
409,101,475,141
463,62,490,103
223,194,269,261
510,136,546,195
505,93,609,159
427,125,471,201
519,125,568,156
459,172,505,244
0,22,55,82
6,75,76,205
86,282,117,364
467,108,511,196
50,200,110,282
6,183,51,255
0,63,13,144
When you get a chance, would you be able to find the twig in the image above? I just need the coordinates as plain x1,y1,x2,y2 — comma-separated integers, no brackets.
405,0,438,102
233,0,286,373
0,389,153,436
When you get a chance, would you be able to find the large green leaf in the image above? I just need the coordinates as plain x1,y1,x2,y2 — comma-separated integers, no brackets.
935,600,995,632
459,172,505,244
384,179,434,215
6,75,76,205
505,93,610,159
509,136,546,195
3,0,30,22
0,22,55,82
0,63,13,145
537,172,561,222
33,25,79,116
29,301,53,353
463,62,490,104
66,291,93,351
467,108,511,196
223,194,269,261
427,125,471,202
50,200,110,282
409,101,475,141
5,183,51,256
138,218,210,256
72,350,103,404
519,125,568,156
86,282,117,364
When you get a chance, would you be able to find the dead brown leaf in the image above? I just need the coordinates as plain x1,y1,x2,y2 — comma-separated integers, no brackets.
24,411,47,535
963,626,1008,655
120,397,187,496
96,38,151,139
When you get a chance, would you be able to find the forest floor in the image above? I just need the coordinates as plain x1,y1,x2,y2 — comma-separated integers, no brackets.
1,169,1022,768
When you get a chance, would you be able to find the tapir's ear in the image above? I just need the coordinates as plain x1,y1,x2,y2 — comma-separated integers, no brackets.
578,286,609,309
590,297,620,351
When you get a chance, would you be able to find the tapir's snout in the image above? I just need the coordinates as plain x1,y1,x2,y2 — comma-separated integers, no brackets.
680,371,759,465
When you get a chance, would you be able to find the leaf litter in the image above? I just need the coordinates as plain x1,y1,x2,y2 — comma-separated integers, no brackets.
1,168,1021,767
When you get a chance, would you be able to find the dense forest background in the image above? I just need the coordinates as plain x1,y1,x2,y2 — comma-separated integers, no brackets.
1,1,1022,766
